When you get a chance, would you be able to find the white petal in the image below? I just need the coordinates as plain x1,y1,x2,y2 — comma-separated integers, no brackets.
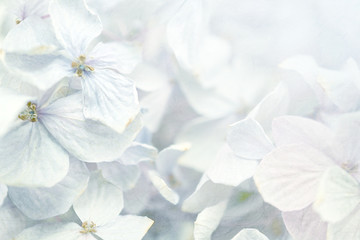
0,62,39,96
282,206,327,240
317,59,360,112
3,16,58,53
73,171,124,226
167,0,204,70
88,42,141,74
99,162,140,190
140,83,172,132
0,198,32,240
49,0,102,57
0,122,69,187
13,0,50,22
231,229,269,240
176,69,237,118
123,175,153,214
248,82,290,131
14,222,84,240
120,142,158,165
333,112,360,175
176,118,229,172
227,118,273,160
0,88,33,137
8,158,89,220
182,176,233,213
327,206,360,240
147,170,179,205
95,215,153,240
156,144,188,177
0,185,7,206
82,70,140,134
313,166,360,223
40,93,142,162
4,53,71,91
272,116,335,152
194,200,228,240
279,55,319,79
254,144,334,211
206,144,259,186
131,63,168,92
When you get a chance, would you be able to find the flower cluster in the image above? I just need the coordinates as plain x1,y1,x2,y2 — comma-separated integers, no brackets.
0,0,360,239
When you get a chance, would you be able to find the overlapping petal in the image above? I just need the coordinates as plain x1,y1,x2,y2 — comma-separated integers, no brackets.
73,171,124,226
0,122,69,187
81,69,139,134
254,144,334,211
8,158,89,220
49,0,102,57
40,93,142,162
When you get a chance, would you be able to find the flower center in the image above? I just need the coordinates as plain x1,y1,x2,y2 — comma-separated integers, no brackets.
71,55,94,77
18,102,38,122
341,161,358,173
80,221,97,234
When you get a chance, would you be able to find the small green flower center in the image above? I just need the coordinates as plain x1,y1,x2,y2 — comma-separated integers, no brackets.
71,55,94,77
80,221,97,234
18,102,38,122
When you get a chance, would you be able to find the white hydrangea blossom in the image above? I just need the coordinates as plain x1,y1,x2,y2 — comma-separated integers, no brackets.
0,0,360,239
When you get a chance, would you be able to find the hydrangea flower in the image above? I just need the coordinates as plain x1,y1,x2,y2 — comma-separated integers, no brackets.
4,0,141,133
0,83,141,187
14,171,154,240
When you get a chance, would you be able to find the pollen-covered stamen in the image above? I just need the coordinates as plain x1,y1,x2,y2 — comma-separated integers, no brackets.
18,102,38,122
71,55,94,77
80,221,97,234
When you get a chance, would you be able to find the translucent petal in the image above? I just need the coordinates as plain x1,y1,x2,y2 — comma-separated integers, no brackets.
194,200,228,240
207,144,259,186
0,88,33,137
167,0,204,69
0,184,7,206
40,93,142,162
4,52,71,91
0,122,69,187
148,170,179,205
0,198,34,240
95,215,153,240
272,116,335,152
14,222,84,240
327,206,360,240
176,118,229,172
8,158,89,220
282,206,327,240
227,118,273,160
156,144,188,177
99,162,140,190
88,42,141,74
254,144,334,211
3,16,58,53
82,70,140,134
313,166,360,223
182,176,233,213
231,229,269,240
49,0,102,57
120,142,158,165
73,171,124,226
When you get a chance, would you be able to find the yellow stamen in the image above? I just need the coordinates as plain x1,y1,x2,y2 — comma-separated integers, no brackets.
80,221,97,234
18,102,38,122
71,55,94,77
